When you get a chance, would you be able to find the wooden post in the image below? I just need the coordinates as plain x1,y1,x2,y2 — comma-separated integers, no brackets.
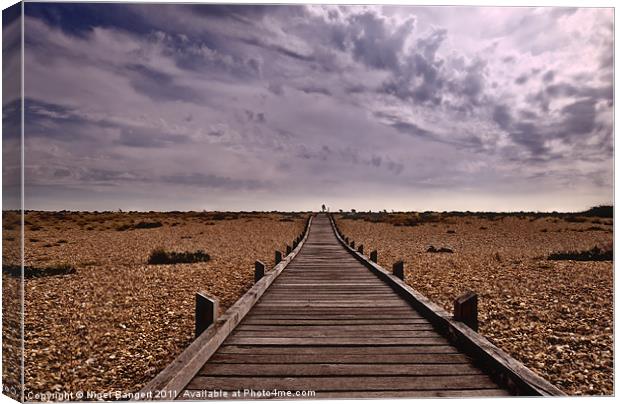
357,244,364,254
350,240,355,249
370,250,378,263
344,236,349,244
286,244,292,255
254,260,265,283
195,292,218,338
454,291,478,331
275,250,282,265
393,260,404,280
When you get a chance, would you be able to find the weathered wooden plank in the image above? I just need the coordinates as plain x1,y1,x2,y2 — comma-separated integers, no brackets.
246,314,424,320
185,375,500,391
198,363,482,377
216,345,460,355
231,330,440,338
223,337,449,346
208,353,471,364
239,318,431,325
177,389,511,400
254,301,410,308
310,389,511,398
236,324,436,331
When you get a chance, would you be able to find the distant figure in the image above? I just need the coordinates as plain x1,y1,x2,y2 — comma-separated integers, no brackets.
321,204,326,212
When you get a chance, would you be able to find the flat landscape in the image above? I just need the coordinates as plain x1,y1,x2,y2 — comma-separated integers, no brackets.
2,211,307,396
335,211,613,395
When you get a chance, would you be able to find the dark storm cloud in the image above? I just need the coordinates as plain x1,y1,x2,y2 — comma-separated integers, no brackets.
379,28,447,105
348,11,415,70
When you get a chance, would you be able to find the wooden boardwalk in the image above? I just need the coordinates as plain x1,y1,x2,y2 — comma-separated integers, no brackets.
181,215,507,399
141,214,563,400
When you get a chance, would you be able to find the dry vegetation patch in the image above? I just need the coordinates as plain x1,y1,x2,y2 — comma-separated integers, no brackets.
2,211,307,397
336,211,613,395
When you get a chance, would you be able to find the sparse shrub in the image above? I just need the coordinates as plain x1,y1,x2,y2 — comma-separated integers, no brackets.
57,239,68,244
548,245,612,261
134,221,163,229
116,221,163,231
147,248,211,265
564,216,587,223
29,238,39,242
30,225,42,231
479,226,487,230
3,263,76,278
540,229,548,232
427,245,454,253
447,229,456,234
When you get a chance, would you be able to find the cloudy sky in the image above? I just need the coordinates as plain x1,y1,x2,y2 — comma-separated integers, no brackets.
2,2,614,211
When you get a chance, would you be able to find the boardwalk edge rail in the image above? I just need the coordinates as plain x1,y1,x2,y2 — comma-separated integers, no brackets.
137,215,314,401
329,214,565,397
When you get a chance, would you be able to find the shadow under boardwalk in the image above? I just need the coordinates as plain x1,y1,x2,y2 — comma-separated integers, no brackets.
179,215,511,399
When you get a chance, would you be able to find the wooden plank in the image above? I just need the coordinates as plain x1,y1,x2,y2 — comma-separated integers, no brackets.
245,314,424,320
254,302,410,308
177,389,511,400
208,353,471,364
216,345,460,355
310,389,511,398
223,337,449,346
198,363,482,376
185,375,500,391
231,330,440,338
236,324,436,331
239,318,431,325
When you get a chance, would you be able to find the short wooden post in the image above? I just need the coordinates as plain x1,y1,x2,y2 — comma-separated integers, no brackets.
357,244,364,254
275,250,282,265
286,244,292,255
344,236,349,244
370,250,378,263
195,292,218,338
350,240,355,249
454,291,478,331
254,260,265,283
393,260,404,280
